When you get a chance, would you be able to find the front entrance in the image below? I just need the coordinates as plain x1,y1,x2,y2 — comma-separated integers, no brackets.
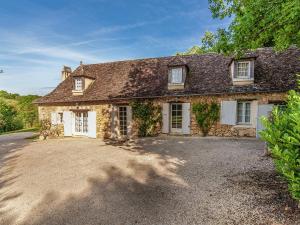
74,111,88,135
171,103,183,133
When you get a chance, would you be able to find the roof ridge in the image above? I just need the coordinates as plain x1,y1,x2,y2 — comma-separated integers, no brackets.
82,52,223,67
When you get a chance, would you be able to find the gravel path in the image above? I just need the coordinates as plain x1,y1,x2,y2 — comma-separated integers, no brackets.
0,136,299,225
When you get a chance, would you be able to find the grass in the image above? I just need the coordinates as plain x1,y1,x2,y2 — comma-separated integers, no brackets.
0,127,39,135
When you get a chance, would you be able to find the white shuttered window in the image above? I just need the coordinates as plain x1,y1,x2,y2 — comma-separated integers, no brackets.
237,102,251,124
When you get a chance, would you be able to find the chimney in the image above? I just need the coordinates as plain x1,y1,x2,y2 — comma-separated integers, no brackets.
61,66,72,81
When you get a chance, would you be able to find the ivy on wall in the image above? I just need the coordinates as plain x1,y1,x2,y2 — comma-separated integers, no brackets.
192,102,220,136
131,101,162,137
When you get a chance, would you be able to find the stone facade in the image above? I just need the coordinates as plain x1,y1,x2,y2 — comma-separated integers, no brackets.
38,104,112,139
38,92,287,139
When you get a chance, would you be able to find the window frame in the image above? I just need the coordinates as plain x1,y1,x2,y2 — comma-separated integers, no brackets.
170,103,183,131
236,101,251,125
235,61,251,80
74,77,83,91
118,106,128,136
170,67,183,84
57,112,63,124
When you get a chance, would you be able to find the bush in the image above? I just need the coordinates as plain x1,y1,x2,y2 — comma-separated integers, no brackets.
0,100,23,133
192,102,220,136
131,101,161,137
260,90,300,203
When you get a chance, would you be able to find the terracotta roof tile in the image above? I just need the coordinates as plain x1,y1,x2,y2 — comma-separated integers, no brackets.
35,47,300,104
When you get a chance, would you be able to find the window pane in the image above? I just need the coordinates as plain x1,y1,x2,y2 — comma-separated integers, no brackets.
245,103,251,123
237,102,251,124
75,78,82,90
237,62,249,78
119,106,127,136
171,68,183,83
171,103,182,129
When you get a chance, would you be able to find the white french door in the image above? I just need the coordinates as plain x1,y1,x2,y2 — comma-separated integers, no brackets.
171,103,183,133
74,111,88,135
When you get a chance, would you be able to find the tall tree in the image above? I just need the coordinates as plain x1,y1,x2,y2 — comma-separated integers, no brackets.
182,0,300,55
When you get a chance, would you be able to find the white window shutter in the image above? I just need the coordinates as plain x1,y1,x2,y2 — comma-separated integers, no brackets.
182,103,191,134
88,111,97,138
110,105,118,138
63,111,72,136
127,106,133,137
51,112,57,125
256,104,274,138
162,103,170,133
220,101,237,125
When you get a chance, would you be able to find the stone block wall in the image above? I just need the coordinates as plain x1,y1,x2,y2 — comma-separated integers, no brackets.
38,103,112,138
38,92,287,139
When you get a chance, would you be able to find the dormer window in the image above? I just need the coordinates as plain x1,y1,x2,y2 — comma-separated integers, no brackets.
170,68,183,84
74,78,83,91
236,62,250,79
168,66,187,90
231,59,254,85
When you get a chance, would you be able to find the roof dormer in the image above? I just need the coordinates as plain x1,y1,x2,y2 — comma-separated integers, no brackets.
230,57,255,85
167,57,188,90
72,62,95,96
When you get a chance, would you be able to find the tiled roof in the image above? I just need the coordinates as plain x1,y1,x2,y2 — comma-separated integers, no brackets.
35,47,300,104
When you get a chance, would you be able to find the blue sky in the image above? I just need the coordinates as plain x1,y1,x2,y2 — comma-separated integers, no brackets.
0,0,230,95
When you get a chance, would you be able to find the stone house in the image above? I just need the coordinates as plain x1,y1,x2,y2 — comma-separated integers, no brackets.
35,47,300,139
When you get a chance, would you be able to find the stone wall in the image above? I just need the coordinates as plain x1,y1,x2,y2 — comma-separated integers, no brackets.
38,92,287,139
38,104,112,138
151,92,286,137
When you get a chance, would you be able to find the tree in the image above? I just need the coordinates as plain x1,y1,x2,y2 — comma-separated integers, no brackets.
0,100,22,132
17,95,39,128
182,0,300,55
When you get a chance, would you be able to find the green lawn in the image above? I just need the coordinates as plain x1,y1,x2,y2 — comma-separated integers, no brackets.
0,127,39,135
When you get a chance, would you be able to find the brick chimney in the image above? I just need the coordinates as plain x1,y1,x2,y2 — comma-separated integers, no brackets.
61,66,72,81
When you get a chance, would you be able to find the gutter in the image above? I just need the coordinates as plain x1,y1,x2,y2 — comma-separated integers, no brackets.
35,89,290,106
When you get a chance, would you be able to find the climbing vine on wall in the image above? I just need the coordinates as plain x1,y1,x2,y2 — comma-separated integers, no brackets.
192,102,220,136
131,101,162,137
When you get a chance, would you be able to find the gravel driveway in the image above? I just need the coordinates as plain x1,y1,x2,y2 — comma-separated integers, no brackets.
0,135,299,225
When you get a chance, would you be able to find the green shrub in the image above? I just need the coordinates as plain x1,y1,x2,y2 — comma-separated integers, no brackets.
260,90,300,202
0,100,23,133
131,101,161,137
192,102,220,136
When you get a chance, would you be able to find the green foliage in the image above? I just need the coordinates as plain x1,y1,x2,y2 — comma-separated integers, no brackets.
17,95,39,127
0,100,23,132
192,102,220,136
260,90,300,202
0,90,20,99
181,0,300,55
131,101,162,137
0,90,40,133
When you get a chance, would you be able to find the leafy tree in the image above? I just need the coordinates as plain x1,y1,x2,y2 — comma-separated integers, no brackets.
0,90,19,99
17,95,39,127
182,0,300,55
0,100,22,132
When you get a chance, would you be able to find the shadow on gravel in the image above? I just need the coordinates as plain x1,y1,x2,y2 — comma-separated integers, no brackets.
0,138,31,225
225,168,300,223
19,159,188,225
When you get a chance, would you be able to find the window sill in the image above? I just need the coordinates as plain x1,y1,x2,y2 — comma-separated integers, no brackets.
168,83,184,90
233,78,253,82
234,124,253,128
72,90,83,95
